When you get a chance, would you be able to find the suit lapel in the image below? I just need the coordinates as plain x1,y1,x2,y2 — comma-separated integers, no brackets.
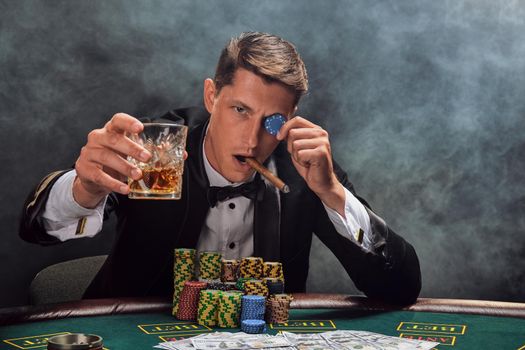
253,142,301,261
171,119,210,248
253,176,280,261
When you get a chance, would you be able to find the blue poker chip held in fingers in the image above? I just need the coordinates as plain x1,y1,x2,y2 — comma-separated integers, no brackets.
264,113,286,136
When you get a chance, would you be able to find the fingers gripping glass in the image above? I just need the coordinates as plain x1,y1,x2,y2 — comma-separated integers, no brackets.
127,122,188,200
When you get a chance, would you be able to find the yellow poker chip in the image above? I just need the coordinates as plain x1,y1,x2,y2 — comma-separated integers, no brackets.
264,113,286,136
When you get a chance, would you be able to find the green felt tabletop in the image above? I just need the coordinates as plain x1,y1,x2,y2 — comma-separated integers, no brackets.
1,309,524,349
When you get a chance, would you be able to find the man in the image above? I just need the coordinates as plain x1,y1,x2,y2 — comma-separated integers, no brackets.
20,32,421,305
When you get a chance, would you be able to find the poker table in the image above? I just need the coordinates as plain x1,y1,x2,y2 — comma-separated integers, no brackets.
1,294,524,349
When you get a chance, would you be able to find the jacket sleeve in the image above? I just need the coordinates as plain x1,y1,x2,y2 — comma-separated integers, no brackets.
313,161,422,305
18,110,200,246
19,170,117,245
19,170,71,245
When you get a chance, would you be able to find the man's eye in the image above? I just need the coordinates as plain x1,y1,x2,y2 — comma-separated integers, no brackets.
234,106,246,114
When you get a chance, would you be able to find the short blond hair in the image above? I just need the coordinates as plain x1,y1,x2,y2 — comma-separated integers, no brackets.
214,32,308,105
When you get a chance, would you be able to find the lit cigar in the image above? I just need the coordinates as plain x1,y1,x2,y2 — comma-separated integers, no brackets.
239,156,290,193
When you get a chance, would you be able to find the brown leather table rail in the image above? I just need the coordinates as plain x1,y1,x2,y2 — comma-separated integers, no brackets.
1,293,525,326
291,293,525,319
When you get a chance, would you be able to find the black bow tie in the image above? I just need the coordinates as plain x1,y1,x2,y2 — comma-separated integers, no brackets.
207,178,264,208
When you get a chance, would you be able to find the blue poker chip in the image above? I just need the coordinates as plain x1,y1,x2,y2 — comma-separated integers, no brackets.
241,295,266,321
241,319,266,334
264,113,286,136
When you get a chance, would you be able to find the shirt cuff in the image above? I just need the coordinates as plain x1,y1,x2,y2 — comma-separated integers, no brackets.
41,170,106,241
322,187,373,251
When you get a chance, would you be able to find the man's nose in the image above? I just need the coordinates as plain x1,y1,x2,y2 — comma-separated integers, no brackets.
244,119,263,149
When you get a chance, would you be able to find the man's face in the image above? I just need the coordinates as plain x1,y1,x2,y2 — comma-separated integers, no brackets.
203,68,296,183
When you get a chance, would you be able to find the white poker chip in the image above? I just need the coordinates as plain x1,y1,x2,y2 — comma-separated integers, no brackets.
264,114,286,136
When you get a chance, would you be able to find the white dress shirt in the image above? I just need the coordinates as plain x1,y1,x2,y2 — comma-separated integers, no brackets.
41,146,373,254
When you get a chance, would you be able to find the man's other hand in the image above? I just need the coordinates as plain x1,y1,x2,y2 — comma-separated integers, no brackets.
276,116,346,216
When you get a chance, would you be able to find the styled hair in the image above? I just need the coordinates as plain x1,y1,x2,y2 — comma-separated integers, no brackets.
214,32,308,105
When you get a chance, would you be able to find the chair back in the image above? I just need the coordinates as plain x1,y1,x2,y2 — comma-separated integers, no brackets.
29,255,107,305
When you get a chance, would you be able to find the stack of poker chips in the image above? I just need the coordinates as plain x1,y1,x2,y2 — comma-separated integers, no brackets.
236,277,256,291
177,281,208,320
243,279,269,297
263,262,285,293
239,257,264,279
265,294,293,324
172,252,291,327
221,259,240,282
241,319,266,334
206,281,237,291
264,278,285,294
197,289,221,327
217,291,243,327
240,295,266,321
199,251,222,280
263,262,284,279
172,248,196,316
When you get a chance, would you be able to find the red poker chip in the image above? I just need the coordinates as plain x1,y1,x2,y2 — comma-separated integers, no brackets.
176,281,208,320
186,281,208,288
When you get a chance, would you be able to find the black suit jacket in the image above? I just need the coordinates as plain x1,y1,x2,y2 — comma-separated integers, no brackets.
20,107,421,305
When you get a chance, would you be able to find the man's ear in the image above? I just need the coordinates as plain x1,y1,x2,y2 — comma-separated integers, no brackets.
288,105,298,119
203,78,216,113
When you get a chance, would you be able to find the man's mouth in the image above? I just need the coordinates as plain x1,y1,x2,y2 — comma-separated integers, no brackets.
234,155,256,171
234,155,247,163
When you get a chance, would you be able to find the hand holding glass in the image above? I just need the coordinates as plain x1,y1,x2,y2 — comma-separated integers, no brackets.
127,123,188,200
